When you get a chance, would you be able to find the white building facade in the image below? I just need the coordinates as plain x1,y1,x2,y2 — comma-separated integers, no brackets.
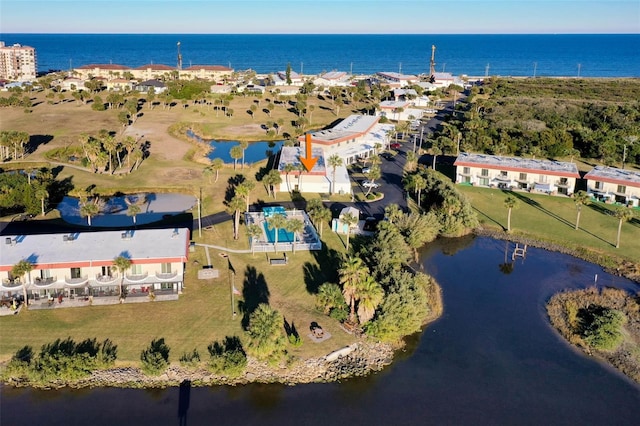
0,42,37,81
1,228,190,308
454,153,580,196
584,166,640,207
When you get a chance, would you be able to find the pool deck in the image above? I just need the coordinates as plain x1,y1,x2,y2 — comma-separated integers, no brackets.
245,210,322,253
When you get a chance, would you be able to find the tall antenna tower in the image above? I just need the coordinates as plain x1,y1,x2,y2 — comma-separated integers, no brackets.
177,41,183,70
429,45,436,78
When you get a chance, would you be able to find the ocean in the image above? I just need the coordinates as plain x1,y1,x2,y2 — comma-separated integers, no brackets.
1,33,639,78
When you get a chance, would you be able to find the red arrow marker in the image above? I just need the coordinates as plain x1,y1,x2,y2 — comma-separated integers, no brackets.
299,133,318,172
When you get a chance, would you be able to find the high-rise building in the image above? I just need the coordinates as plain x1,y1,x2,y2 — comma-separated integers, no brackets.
0,41,37,81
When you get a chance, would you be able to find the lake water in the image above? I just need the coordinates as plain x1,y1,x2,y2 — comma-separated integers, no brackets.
2,236,639,425
186,130,282,164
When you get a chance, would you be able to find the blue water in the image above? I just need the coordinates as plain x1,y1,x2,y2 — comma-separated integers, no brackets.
263,222,294,243
186,130,282,164
2,34,639,77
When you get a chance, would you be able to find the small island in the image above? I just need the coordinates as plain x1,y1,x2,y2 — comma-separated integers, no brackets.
547,287,640,383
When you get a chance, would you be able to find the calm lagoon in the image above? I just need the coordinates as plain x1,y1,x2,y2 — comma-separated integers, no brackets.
2,236,638,425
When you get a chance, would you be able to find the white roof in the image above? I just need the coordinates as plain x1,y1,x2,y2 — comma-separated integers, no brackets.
1,228,190,268
309,115,379,144
584,166,640,187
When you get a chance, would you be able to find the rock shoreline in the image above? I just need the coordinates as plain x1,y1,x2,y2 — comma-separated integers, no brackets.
473,228,640,284
3,341,396,390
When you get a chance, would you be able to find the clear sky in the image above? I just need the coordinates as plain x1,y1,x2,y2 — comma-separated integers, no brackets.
1,0,639,34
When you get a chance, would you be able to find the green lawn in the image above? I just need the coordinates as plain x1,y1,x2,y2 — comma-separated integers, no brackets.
459,186,640,264
0,220,355,364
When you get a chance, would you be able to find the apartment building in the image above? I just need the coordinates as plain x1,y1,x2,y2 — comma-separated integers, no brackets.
454,153,580,196
0,42,37,81
584,166,640,207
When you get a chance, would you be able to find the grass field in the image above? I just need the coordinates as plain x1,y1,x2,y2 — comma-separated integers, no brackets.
0,220,355,363
459,186,640,264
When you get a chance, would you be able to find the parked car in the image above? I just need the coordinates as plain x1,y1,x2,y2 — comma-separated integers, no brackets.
363,217,379,231
361,167,371,174
390,143,401,149
362,181,380,188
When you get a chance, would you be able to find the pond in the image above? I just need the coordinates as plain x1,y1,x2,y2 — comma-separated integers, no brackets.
186,130,283,164
2,236,639,425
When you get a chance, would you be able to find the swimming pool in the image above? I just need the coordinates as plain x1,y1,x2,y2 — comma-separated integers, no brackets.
263,223,294,243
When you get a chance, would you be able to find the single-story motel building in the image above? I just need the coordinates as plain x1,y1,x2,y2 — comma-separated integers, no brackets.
279,115,395,194
454,153,580,196
1,228,189,310
584,166,640,207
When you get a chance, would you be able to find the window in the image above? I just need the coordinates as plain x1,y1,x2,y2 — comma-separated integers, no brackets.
539,174,548,183
481,169,489,177
130,264,142,275
595,181,603,190
161,263,172,274
478,177,489,186
101,266,112,277
70,268,81,279
500,171,508,177
617,185,627,194
463,167,470,175
519,173,527,181
40,269,51,279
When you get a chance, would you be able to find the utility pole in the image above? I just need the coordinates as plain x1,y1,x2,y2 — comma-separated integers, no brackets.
533,62,537,78
429,45,436,78
577,63,581,77
176,41,182,70
485,63,490,77
399,62,402,74
442,63,446,73
197,187,202,238
350,62,353,75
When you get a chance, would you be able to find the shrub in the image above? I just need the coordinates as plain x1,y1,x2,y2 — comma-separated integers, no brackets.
179,349,201,368
207,336,247,377
288,334,303,347
140,338,170,375
581,307,627,351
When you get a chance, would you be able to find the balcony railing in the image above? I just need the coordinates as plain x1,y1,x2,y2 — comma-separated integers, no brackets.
555,180,570,188
95,273,119,285
155,271,178,281
65,275,89,285
34,276,58,286
125,272,149,283
2,278,21,288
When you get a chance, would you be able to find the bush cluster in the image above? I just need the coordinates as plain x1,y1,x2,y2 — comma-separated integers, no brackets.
2,337,117,384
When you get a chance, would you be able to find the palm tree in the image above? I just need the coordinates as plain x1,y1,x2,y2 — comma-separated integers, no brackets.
126,202,142,225
35,187,48,217
246,303,287,362
236,181,255,212
316,282,345,315
79,196,100,226
404,150,418,172
266,213,287,253
405,173,426,207
573,190,590,230
230,145,243,170
239,140,249,169
283,163,296,193
285,218,304,254
384,203,403,224
227,195,245,240
206,158,224,183
365,165,381,196
504,195,519,233
263,169,282,199
246,223,263,256
355,275,384,324
112,255,132,298
314,206,332,238
11,259,33,306
613,206,634,249
327,154,343,195
340,212,358,251
339,256,367,324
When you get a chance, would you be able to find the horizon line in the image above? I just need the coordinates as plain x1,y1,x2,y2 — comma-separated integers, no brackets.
2,32,639,36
